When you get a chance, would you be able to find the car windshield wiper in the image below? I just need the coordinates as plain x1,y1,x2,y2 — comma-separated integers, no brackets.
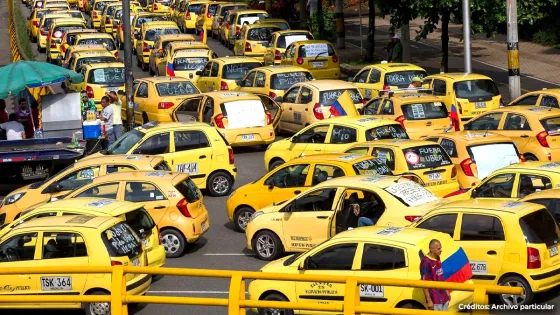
314,52,328,60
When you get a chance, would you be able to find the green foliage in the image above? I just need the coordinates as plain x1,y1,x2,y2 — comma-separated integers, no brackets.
12,0,35,60
532,30,558,47
310,9,336,43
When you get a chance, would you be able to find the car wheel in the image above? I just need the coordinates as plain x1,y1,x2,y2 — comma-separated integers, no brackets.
499,275,533,305
253,230,283,261
269,159,285,171
207,171,232,197
258,293,294,315
161,229,185,258
84,291,110,315
142,112,149,124
397,302,424,309
233,206,254,232
523,154,538,161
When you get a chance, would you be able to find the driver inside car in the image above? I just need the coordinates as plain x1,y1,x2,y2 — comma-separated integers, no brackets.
351,192,382,227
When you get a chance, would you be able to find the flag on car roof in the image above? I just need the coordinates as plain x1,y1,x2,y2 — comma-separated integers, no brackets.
442,247,472,283
329,90,359,117
166,62,175,77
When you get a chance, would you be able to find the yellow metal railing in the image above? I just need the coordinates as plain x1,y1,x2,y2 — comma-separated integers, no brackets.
0,266,523,315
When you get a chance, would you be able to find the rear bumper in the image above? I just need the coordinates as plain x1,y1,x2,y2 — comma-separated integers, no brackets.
225,127,275,147
147,244,166,268
185,211,210,243
529,266,560,292
126,274,151,295
309,68,340,80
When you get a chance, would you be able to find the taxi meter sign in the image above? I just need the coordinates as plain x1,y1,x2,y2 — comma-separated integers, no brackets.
404,151,420,165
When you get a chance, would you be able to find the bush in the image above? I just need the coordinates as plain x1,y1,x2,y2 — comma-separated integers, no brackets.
310,9,336,43
532,30,559,47
12,0,35,60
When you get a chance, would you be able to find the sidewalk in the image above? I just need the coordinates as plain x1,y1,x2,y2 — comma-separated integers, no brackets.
0,0,11,67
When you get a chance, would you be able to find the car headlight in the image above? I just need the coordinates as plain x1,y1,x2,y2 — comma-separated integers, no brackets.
3,193,26,206
248,211,264,223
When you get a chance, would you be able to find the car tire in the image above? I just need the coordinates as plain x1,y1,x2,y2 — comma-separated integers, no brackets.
499,275,533,305
142,112,149,124
397,302,424,309
161,229,185,258
253,230,283,261
233,206,255,232
269,159,284,171
141,62,149,71
84,291,110,315
523,153,538,161
258,293,294,315
207,171,233,197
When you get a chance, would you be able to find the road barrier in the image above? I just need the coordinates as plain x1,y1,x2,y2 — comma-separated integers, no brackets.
0,265,523,315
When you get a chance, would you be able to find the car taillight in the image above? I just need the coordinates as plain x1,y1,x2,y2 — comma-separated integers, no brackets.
92,11,98,18
86,85,94,98
224,23,229,29
519,154,526,162
46,32,51,41
537,131,549,147
313,103,324,120
214,113,225,128
457,101,463,114
121,24,124,31
235,25,240,35
228,148,234,164
332,55,338,63
404,215,421,222
62,45,67,53
527,247,541,269
154,3,159,10
220,81,228,90
207,12,212,18
186,11,191,20
296,57,304,65
40,27,48,36
105,17,110,24
395,115,406,130
114,51,119,58
176,198,191,217
158,102,174,109
274,49,282,60
245,42,252,52
451,166,457,178
269,91,277,99
443,189,468,198
33,20,39,26
143,42,149,52
460,158,474,177
265,110,272,125
111,260,123,266
50,40,57,48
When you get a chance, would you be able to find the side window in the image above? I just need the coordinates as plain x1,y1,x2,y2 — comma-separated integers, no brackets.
307,243,357,270
329,125,357,144
75,182,119,199
354,70,370,83
380,100,394,115
201,62,212,76
0,233,38,262
202,98,214,123
372,148,395,170
311,164,345,185
439,138,458,158
460,214,505,241
42,232,87,259
298,87,313,104
295,125,329,144
255,71,266,88
242,71,256,87
433,79,447,96
124,182,166,202
475,173,515,198
292,188,338,212
363,99,382,115
107,165,136,174
465,112,504,131
264,164,310,188
511,95,539,106
361,244,406,270
284,87,300,103
368,69,381,83
345,147,368,155
136,82,148,98
416,214,458,238
518,174,552,198
135,133,170,155
174,131,210,151
503,113,531,131
528,198,560,223
56,166,101,191
542,96,559,108
210,63,219,77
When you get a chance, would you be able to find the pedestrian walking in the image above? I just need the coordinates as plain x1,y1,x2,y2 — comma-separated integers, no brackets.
107,91,123,139
100,96,115,146
0,113,27,140
420,239,450,311
385,31,396,61
389,34,403,63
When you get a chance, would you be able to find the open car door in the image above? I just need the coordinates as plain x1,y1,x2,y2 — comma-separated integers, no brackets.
170,95,206,122
255,93,283,130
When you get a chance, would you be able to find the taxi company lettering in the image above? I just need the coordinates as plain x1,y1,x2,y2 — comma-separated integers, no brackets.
306,282,338,295
0,284,31,292
418,147,444,162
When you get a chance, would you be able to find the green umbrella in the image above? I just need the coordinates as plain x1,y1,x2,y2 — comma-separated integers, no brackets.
0,60,84,99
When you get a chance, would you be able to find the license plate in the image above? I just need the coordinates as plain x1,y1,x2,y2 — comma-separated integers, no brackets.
311,61,324,68
106,87,119,92
202,221,208,232
428,173,442,181
470,261,488,275
41,276,72,291
241,134,255,141
132,258,140,266
550,245,558,257
475,102,486,108
359,284,384,298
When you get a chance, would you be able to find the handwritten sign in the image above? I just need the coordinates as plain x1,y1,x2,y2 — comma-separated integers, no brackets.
90,68,124,84
337,154,363,161
223,100,265,129
301,43,328,57
385,181,438,207
272,72,312,89
86,199,115,208
370,125,408,140
104,223,140,256
439,139,456,157
173,57,208,71
353,158,391,175
410,104,426,119
385,72,425,86
320,89,362,105
239,16,260,25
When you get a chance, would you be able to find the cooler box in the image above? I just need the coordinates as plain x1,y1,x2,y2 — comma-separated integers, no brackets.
83,123,101,139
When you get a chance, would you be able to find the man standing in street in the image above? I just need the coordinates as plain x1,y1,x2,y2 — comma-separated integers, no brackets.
420,239,449,311
107,91,123,140
81,90,97,120
0,113,26,140
389,34,403,63
100,96,115,146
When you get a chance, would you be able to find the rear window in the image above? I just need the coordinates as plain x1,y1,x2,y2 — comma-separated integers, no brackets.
384,70,427,87
88,67,125,84
221,5,248,17
366,125,408,141
403,145,452,170
187,4,204,13
247,27,279,41
155,82,198,96
175,178,202,203
95,1,110,10
154,160,171,171
541,117,560,135
298,43,335,58
319,89,362,106
352,158,392,175
222,62,262,80
70,12,83,19
402,102,448,120
107,5,120,15
173,57,208,71
76,56,117,72
145,27,180,41
54,25,84,36
125,208,156,236
208,4,219,14
44,18,66,30
135,16,168,27
277,33,313,49
77,38,115,50
454,80,500,99
520,209,560,247
37,10,54,18
270,72,313,90
102,222,141,258
238,13,268,25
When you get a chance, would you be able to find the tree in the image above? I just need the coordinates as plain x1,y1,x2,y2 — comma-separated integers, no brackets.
364,0,375,62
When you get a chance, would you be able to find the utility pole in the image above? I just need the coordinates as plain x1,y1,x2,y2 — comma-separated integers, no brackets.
122,0,134,130
507,0,521,99
335,0,345,49
462,0,472,73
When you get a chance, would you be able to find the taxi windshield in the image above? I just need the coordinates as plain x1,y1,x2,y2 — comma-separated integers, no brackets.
107,129,145,154
270,72,313,90
384,70,427,88
187,3,204,13
135,16,167,27
352,158,392,175
155,82,198,96
541,116,560,135
238,13,268,25
319,89,362,106
76,56,116,72
384,180,438,207
77,38,115,50
366,125,409,141
247,27,280,41
222,62,262,80
87,67,124,84
402,102,448,120
145,28,179,41
221,5,248,17
403,145,452,170
53,25,84,35
454,80,499,99
102,222,141,258
172,57,208,71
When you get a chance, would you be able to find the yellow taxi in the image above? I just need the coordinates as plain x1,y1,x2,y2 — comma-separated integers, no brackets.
0,198,165,268
194,1,226,33
227,153,392,232
508,89,560,108
211,2,249,39
58,28,97,63
245,175,443,260
148,33,196,75
163,48,214,80
195,56,262,92
249,226,473,312
281,40,340,80
275,80,364,134
45,18,87,64
155,40,211,77
233,23,281,60
264,116,409,171
519,188,560,223
68,62,125,108
60,43,111,67
90,0,119,29
171,0,186,25
126,77,200,124
464,106,560,161
63,51,117,84
423,73,503,127
170,91,282,147
362,91,452,138
112,7,144,40
253,18,290,30
99,2,121,34
135,21,180,71
27,8,62,43
178,1,209,34
351,63,427,100
74,32,118,58
44,2,69,9
223,9,269,49
0,215,151,313
0,155,169,225
238,66,313,100
413,199,560,305
423,131,522,189
129,12,168,51
263,30,313,66
37,13,72,53
150,0,172,13
90,121,237,196
61,171,210,258
344,139,459,197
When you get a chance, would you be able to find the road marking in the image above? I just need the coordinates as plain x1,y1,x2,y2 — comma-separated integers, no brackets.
203,253,256,256
148,291,248,294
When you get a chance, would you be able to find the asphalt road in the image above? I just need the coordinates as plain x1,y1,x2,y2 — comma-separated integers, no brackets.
6,3,560,314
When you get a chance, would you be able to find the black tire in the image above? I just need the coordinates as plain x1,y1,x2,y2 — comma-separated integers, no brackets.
148,64,155,76
161,229,186,258
142,112,149,124
499,275,533,305
258,293,293,315
206,171,233,197
269,159,285,171
524,154,539,161
141,62,149,71
398,302,424,309
233,206,255,232
84,291,110,315
252,230,283,261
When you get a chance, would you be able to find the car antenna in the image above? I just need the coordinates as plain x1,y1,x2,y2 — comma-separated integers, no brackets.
483,126,489,137
393,174,404,183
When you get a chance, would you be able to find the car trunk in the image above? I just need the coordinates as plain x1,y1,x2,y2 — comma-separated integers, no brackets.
453,79,501,116
520,208,560,271
402,145,455,186
219,99,266,129
400,101,449,138
102,222,146,283
173,175,205,218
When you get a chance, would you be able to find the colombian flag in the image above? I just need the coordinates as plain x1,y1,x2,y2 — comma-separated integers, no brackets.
442,247,472,283
329,90,360,117
450,103,460,131
166,62,175,77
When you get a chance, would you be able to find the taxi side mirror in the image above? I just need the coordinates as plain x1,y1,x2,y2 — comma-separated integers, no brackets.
196,70,202,75
471,188,477,198
268,184,274,190
48,183,62,193
298,257,310,270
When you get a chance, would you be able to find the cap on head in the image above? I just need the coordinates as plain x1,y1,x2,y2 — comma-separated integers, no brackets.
412,77,422,83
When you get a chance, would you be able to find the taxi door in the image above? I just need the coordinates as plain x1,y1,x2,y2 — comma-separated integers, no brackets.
166,129,213,187
196,62,216,92
122,181,171,225
258,163,313,210
278,86,300,133
170,95,205,123
498,112,532,153
286,124,330,161
133,81,149,124
255,93,283,131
